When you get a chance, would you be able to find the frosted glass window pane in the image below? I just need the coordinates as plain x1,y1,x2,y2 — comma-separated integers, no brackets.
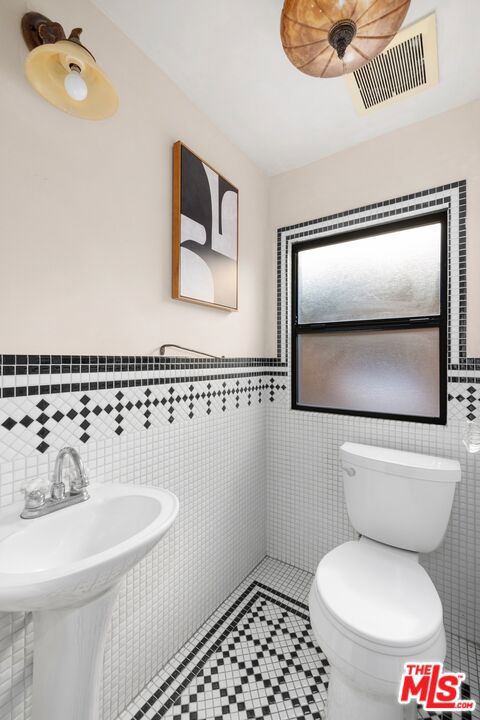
297,223,441,324
297,328,439,417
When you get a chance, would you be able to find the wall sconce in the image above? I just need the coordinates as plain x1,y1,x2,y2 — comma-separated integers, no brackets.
21,12,118,120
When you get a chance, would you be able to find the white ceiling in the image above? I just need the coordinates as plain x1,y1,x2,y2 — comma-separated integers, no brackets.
94,0,480,175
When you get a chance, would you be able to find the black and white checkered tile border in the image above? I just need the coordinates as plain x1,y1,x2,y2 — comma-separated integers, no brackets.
0,362,282,400
0,180,477,453
124,580,328,720
276,181,468,370
117,558,474,720
1,180,473,387
276,180,480,422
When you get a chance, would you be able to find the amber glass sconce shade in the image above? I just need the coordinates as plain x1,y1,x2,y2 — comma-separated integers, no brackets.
281,0,411,78
21,12,118,120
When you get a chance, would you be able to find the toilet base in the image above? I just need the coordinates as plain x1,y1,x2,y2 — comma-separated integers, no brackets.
326,666,417,720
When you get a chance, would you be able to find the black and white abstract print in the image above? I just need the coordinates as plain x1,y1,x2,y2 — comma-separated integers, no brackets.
179,144,238,309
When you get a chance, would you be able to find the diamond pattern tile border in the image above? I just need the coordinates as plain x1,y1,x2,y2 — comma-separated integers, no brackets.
0,181,478,458
0,378,287,459
123,582,327,720
118,559,477,720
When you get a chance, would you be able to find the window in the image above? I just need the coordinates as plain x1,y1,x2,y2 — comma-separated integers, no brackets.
291,212,447,424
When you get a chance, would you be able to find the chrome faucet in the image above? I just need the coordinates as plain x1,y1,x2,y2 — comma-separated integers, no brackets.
21,447,90,519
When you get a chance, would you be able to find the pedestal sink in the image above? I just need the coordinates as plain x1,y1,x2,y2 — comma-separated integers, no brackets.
0,483,179,720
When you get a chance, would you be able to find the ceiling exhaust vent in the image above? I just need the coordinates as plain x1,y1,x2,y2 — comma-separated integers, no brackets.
345,14,438,115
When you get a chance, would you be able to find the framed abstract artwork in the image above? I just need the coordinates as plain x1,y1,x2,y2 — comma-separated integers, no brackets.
172,141,239,311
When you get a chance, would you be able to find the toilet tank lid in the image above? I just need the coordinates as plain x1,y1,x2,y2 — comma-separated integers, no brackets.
340,442,461,483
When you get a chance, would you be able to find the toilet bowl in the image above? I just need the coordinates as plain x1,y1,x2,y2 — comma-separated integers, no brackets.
309,537,445,719
309,442,460,720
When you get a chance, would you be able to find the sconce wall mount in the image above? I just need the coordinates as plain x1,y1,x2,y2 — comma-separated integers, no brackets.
23,13,69,50
21,12,118,120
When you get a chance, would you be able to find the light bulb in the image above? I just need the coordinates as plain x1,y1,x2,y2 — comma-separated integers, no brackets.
64,69,88,102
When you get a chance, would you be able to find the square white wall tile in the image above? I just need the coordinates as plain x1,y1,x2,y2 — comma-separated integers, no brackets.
0,406,267,720
266,406,480,645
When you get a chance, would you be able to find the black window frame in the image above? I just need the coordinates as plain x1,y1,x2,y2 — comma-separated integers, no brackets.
291,211,448,425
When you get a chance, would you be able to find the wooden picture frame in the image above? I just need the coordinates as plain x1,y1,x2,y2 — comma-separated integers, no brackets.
172,141,239,311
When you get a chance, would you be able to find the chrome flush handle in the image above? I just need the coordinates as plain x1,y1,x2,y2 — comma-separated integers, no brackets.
342,465,356,477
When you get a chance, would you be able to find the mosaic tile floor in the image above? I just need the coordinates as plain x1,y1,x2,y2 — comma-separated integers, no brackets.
119,558,479,720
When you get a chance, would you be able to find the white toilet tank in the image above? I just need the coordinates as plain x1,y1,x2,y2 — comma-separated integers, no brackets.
340,442,461,553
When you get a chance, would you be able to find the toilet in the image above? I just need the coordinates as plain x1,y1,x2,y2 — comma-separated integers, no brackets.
309,442,461,720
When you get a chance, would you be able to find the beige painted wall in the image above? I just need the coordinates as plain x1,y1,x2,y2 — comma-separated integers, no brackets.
268,100,480,358
0,0,269,356
2,1,479,359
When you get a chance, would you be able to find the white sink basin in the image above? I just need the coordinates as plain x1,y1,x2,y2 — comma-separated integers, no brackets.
0,482,178,611
0,482,179,720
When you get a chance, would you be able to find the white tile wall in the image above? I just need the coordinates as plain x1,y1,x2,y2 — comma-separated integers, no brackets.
267,180,480,648
1,181,477,720
266,386,480,645
0,405,267,720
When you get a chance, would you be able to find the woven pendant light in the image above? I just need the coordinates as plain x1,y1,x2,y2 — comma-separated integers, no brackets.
281,0,411,78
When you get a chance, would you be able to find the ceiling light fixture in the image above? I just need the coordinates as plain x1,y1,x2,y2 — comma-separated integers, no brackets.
281,0,411,79
21,12,118,120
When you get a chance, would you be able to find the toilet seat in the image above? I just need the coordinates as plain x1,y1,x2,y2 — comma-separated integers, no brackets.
309,538,446,696
313,538,443,651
